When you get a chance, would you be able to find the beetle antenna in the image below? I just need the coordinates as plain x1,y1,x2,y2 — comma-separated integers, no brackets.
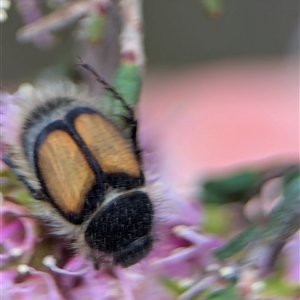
76,61,133,116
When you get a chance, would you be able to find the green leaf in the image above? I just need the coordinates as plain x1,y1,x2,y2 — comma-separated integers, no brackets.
11,190,32,207
282,166,300,187
160,277,188,296
263,171,300,242
201,170,260,204
202,204,230,236
85,14,106,45
213,225,259,260
264,274,300,298
200,0,223,18
205,286,241,300
101,62,142,125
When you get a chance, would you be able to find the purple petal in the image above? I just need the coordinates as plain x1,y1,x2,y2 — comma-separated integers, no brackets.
283,233,300,283
5,265,65,300
0,91,22,147
14,0,55,48
0,198,37,267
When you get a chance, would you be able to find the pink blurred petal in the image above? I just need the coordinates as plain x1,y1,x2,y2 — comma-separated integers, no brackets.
1,270,18,290
66,268,123,300
283,233,300,283
45,255,92,290
0,198,37,267
0,91,22,146
5,267,65,300
14,0,55,49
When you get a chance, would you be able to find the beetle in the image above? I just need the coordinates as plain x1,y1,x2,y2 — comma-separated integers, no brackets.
3,64,154,268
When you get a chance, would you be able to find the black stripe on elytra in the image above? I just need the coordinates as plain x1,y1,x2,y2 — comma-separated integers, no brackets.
2,154,45,200
34,119,106,225
105,173,144,189
22,97,75,158
65,107,145,190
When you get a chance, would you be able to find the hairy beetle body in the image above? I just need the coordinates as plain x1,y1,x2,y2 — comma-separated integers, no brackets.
4,82,154,268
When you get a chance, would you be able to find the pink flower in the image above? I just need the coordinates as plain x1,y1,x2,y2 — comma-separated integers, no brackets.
0,195,219,299
0,197,37,268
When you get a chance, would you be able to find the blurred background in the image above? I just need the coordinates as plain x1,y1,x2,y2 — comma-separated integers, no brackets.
2,0,299,80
